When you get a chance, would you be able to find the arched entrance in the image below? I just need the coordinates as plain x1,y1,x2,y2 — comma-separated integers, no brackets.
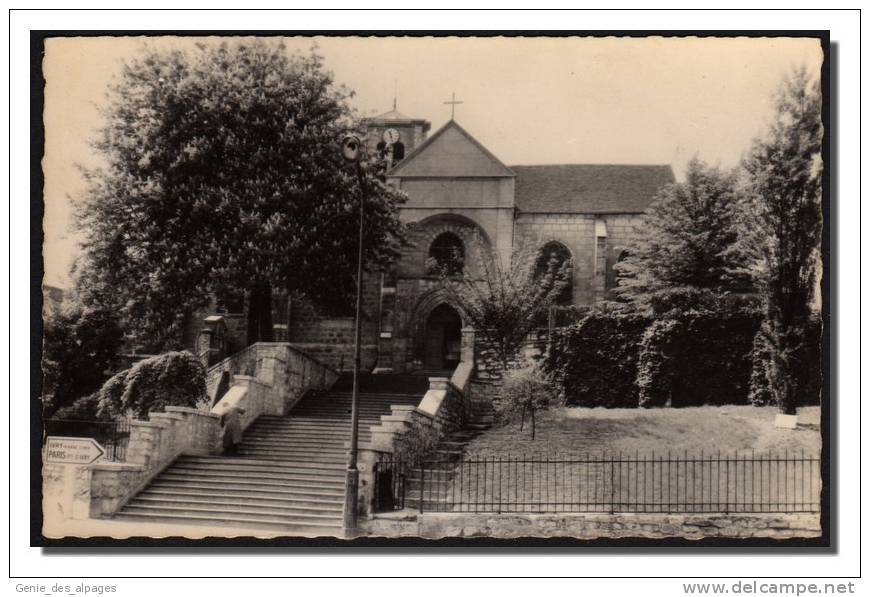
423,304,462,370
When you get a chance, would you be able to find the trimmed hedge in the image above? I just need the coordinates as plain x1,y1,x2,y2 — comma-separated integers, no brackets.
636,311,760,408
545,302,778,409
544,310,650,407
97,351,206,419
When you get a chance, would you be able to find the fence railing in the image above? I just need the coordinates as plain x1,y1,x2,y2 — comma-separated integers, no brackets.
43,418,131,462
376,451,821,515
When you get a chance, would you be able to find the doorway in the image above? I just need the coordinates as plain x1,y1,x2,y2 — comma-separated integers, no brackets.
423,304,462,370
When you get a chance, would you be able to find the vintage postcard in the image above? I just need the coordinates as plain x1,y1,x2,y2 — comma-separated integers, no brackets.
38,33,827,543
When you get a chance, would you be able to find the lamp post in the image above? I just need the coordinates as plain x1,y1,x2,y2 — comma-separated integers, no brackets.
341,134,365,536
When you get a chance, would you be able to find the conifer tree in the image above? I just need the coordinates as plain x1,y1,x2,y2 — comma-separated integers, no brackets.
75,40,407,350
614,158,752,313
742,67,823,415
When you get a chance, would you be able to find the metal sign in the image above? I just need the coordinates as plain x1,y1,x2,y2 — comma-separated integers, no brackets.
44,436,106,465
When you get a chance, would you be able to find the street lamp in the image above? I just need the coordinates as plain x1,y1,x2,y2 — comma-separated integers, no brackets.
340,134,365,536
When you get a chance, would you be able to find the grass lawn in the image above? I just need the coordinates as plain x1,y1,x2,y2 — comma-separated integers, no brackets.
464,405,821,458
417,406,822,513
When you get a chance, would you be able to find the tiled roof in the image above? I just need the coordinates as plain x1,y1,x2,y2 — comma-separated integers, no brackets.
511,164,675,214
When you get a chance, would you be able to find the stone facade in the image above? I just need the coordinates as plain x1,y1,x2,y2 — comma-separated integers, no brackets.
365,511,822,541
182,110,673,377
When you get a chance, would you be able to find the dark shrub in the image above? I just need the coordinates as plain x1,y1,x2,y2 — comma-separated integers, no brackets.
544,309,649,407
50,392,105,421
749,315,822,408
97,351,206,419
637,310,761,408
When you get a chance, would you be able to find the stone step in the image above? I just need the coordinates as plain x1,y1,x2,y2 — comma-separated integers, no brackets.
238,444,350,454
236,449,348,458
234,450,347,462
122,503,343,523
244,426,376,434
129,496,344,516
172,459,345,475
234,449,347,460
254,416,383,424
242,430,362,445
115,511,343,535
140,486,345,503
159,470,346,485
237,442,348,451
149,478,345,494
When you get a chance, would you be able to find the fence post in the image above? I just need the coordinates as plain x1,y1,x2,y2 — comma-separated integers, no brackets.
419,464,425,514
609,453,615,514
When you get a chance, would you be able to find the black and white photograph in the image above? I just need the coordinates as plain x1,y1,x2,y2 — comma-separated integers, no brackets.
36,32,828,545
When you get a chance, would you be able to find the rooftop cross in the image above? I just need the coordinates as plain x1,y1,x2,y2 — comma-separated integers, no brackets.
443,92,463,120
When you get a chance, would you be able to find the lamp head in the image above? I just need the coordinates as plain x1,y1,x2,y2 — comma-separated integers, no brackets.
341,134,363,163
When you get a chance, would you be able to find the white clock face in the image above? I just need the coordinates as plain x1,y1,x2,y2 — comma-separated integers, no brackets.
383,128,400,144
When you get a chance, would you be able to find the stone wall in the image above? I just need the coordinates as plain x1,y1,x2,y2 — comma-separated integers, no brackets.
286,274,382,372
86,407,223,518
514,213,597,304
514,213,647,305
356,362,473,520
365,511,822,540
472,329,549,383
43,343,340,523
206,342,340,411
42,462,92,527
288,343,378,373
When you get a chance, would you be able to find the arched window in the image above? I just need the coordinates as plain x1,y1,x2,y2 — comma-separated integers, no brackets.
428,232,465,276
392,141,405,161
535,242,573,305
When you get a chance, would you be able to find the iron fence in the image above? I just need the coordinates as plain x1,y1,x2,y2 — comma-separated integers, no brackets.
376,451,821,514
43,418,131,462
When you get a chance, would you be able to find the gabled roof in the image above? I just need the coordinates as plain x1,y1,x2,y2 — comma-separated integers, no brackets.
511,164,675,214
388,120,515,178
373,108,411,120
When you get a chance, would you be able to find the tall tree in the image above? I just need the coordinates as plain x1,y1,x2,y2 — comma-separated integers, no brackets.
613,158,752,313
438,236,571,372
742,67,823,415
76,40,407,351
41,303,124,419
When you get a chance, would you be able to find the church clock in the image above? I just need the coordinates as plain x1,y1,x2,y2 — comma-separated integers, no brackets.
383,128,400,145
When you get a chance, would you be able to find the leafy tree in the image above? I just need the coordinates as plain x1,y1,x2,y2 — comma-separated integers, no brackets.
96,351,205,419
438,235,571,371
496,363,561,440
741,67,823,415
41,303,124,419
75,40,407,351
614,158,753,314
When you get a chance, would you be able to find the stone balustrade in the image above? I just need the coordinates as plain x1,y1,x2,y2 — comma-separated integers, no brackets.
355,356,474,519
45,343,340,522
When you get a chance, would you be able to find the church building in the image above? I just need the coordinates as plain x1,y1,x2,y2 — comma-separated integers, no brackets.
192,107,674,374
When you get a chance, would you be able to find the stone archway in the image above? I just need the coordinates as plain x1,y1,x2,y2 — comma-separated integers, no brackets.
423,303,463,370
405,288,467,372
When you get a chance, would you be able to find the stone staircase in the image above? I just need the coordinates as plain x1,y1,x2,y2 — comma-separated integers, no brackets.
402,396,496,511
115,375,424,536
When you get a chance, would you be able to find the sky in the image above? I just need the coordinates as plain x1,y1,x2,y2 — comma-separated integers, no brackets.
42,35,823,288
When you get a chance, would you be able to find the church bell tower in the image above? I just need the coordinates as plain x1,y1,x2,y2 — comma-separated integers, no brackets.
362,104,431,167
